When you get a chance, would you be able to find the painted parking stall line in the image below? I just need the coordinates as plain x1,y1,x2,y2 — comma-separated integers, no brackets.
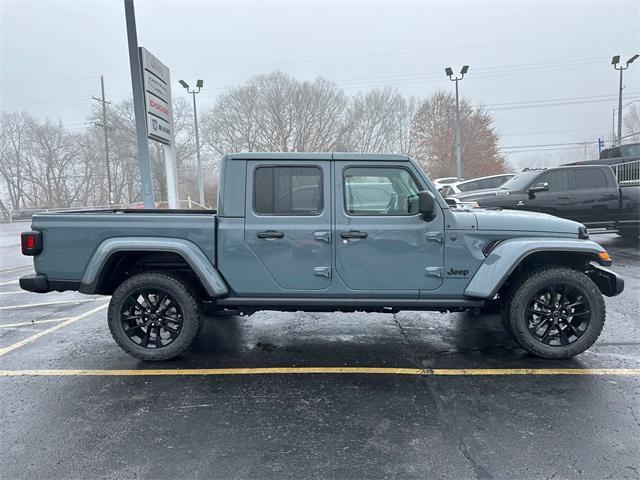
0,318,73,329
1,367,639,377
0,303,108,357
0,298,102,311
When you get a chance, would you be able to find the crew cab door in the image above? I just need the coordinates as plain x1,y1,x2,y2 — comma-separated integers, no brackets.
565,167,619,227
244,161,332,291
523,169,573,218
334,162,444,291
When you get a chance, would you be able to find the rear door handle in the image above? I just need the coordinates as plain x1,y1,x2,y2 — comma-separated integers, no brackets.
257,230,284,239
341,230,368,239
557,195,571,199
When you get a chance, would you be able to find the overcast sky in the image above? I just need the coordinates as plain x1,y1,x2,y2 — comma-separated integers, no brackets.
1,0,639,167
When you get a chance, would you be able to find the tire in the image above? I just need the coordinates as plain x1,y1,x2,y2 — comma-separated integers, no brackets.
506,267,605,359
108,272,202,361
499,285,515,338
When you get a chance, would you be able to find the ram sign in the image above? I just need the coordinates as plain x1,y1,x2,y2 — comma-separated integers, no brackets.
139,47,173,145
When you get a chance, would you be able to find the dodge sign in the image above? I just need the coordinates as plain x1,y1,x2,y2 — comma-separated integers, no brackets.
139,47,173,145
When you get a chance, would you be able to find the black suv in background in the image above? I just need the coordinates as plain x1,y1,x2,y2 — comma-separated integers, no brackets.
452,165,640,238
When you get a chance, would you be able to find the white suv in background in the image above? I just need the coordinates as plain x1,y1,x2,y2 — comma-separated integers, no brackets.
439,174,515,197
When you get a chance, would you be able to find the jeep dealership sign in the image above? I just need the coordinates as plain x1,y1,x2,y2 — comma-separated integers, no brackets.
139,47,172,145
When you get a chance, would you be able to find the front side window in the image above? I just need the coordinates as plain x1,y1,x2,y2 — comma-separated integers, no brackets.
254,166,323,215
538,170,569,192
344,167,421,216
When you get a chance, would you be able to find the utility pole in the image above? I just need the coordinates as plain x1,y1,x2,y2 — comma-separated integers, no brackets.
124,0,155,208
445,65,469,179
611,54,639,145
179,79,205,206
92,76,113,205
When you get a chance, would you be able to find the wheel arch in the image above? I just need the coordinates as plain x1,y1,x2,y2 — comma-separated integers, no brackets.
79,237,228,298
465,238,610,300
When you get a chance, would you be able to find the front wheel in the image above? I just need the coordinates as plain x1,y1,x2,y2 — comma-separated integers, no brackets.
506,267,605,359
108,272,201,361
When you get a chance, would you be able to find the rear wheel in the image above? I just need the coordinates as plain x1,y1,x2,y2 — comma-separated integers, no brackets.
108,272,201,361
506,267,605,359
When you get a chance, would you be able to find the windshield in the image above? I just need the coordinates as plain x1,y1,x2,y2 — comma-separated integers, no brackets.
499,171,541,191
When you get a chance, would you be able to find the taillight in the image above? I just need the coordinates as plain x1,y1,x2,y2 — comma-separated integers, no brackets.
21,231,42,256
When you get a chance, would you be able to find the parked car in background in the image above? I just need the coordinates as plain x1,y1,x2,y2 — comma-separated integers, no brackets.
432,177,462,190
452,163,640,238
439,174,515,197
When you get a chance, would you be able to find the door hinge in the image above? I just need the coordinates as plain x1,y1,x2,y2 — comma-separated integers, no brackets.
424,232,443,243
313,231,331,243
424,267,443,278
313,266,332,278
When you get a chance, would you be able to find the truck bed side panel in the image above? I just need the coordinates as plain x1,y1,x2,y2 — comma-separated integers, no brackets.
32,212,216,281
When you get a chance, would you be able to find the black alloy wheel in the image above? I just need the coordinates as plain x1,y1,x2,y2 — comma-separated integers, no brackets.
120,288,184,349
525,283,591,347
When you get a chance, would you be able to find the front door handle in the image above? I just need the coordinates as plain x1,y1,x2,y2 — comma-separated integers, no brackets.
557,195,571,199
257,230,284,239
341,230,368,239
601,193,617,198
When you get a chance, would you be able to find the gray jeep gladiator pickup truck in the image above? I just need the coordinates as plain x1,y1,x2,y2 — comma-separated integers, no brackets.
20,153,624,361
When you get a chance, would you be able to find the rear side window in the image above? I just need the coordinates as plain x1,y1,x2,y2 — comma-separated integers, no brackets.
254,166,323,215
571,169,609,190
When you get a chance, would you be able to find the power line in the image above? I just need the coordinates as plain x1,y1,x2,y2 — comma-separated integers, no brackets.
500,141,597,150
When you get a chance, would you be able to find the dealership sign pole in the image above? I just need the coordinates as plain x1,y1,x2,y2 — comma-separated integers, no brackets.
124,0,155,208
139,47,180,209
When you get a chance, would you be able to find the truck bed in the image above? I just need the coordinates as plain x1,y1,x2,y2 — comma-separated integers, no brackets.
30,210,217,286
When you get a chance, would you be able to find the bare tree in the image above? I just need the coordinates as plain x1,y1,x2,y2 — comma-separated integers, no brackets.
0,111,32,209
340,87,416,154
202,72,346,154
623,104,640,142
411,91,507,178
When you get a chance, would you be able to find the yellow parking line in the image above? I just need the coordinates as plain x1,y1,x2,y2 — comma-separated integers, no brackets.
0,367,639,377
0,303,108,357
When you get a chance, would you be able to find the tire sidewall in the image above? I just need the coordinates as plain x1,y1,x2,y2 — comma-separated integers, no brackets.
509,268,605,359
108,273,200,361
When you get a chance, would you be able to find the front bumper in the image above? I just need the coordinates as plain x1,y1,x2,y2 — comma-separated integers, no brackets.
587,263,625,297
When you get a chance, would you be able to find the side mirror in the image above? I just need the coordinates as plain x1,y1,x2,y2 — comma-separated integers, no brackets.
418,190,436,218
528,182,549,198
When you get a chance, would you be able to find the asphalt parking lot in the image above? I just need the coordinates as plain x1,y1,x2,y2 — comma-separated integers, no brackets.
1,221,639,479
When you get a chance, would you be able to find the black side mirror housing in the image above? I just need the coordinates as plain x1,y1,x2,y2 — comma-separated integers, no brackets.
418,190,436,219
528,182,549,199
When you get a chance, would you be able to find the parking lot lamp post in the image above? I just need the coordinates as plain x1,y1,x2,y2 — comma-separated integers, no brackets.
612,55,639,145
179,79,205,206
446,65,469,179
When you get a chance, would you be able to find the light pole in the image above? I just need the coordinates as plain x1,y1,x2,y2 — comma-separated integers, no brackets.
611,54,639,145
179,79,205,206
445,65,469,179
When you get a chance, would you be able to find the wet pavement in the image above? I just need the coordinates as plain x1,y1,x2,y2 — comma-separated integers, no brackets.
1,220,639,479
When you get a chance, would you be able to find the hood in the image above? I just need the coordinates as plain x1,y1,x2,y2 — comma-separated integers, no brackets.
472,208,582,236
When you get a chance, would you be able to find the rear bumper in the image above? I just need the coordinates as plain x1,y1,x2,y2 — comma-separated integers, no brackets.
19,274,80,293
19,273,49,293
587,263,625,297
